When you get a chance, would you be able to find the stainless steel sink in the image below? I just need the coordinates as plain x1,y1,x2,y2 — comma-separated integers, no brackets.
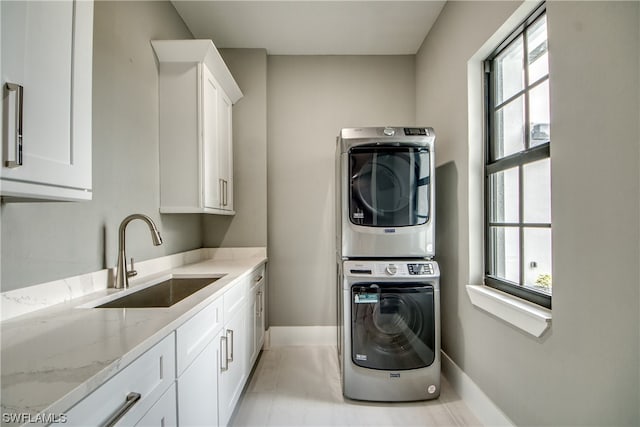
96,277,223,308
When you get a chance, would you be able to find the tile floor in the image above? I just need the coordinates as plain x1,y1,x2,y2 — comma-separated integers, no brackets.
231,346,482,427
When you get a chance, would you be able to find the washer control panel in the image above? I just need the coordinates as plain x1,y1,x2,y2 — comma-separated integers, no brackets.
407,263,434,275
345,261,439,278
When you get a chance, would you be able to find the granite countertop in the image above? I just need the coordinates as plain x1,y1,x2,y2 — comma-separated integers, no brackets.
0,248,267,425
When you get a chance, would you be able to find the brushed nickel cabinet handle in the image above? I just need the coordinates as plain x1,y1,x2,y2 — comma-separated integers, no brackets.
220,335,229,371
222,179,228,206
256,291,261,316
4,83,23,168
227,328,234,362
102,392,141,427
221,179,225,206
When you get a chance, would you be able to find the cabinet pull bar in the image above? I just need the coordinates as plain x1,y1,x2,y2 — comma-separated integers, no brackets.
257,291,262,316
222,179,228,206
260,291,264,315
4,83,23,168
219,178,224,207
220,335,229,371
102,392,141,427
227,328,234,362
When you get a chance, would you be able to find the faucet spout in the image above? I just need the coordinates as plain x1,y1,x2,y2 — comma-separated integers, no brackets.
115,214,163,289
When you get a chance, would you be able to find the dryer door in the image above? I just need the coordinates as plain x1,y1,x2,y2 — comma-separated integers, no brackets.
349,145,430,227
351,283,435,370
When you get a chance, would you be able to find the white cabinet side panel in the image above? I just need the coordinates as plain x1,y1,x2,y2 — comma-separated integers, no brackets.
158,63,201,210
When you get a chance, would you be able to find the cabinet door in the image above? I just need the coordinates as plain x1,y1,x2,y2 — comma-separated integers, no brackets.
247,280,265,367
202,65,221,210
255,281,265,354
218,309,246,427
246,288,257,366
135,383,177,427
217,90,233,211
177,335,219,427
176,296,223,376
1,0,92,200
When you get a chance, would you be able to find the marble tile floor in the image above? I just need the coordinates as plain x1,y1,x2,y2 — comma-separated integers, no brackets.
231,346,482,427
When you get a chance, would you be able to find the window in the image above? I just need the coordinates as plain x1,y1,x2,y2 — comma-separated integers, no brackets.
485,4,551,309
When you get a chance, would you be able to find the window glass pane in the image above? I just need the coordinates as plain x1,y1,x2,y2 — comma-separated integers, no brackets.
489,167,519,223
490,226,520,284
494,96,525,160
529,80,550,148
495,36,524,105
527,15,548,84
523,158,551,223
524,227,552,294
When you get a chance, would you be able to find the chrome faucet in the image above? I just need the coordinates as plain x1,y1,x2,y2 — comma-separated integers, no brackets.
115,214,163,289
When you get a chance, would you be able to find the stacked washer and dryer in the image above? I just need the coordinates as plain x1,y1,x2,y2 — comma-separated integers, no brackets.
336,127,441,402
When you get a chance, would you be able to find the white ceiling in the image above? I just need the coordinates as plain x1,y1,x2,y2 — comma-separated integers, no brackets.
171,1,447,55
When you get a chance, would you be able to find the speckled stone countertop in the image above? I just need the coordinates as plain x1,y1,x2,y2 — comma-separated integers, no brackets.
1,248,267,426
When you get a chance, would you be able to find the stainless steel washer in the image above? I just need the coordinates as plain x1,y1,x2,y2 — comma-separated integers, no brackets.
338,260,441,402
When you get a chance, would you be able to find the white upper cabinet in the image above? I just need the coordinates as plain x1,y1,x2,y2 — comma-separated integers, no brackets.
1,0,93,201
152,39,242,215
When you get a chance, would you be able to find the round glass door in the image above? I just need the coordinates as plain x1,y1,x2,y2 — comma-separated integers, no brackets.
351,283,435,370
349,145,430,227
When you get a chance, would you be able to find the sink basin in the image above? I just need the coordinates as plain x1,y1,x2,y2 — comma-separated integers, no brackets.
96,277,222,308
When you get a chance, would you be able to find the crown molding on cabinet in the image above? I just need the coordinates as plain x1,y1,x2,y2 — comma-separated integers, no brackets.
151,39,243,104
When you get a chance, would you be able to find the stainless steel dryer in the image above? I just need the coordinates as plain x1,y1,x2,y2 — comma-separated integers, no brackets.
336,127,435,259
338,260,441,402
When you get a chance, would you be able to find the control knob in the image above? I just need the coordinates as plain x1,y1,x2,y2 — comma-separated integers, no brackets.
385,264,398,275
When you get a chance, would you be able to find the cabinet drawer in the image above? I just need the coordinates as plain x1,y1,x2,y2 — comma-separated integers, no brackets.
135,382,177,427
176,297,224,375
223,278,248,321
61,333,175,426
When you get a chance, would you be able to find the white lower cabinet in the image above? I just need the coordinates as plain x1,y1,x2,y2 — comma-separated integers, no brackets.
60,263,267,427
177,334,220,426
254,281,266,361
176,296,223,427
176,266,262,427
248,267,266,367
218,303,247,426
135,383,177,427
60,333,176,426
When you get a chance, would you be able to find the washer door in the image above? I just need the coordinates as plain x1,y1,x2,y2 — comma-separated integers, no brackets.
351,283,435,370
349,145,430,227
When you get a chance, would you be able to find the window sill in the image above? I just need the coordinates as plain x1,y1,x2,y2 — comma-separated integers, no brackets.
466,285,552,338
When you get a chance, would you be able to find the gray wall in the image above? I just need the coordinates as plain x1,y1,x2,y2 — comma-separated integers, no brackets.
0,1,202,292
417,1,639,425
267,55,415,326
203,49,268,248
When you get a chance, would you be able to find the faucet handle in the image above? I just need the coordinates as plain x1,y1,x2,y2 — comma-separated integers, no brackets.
127,257,138,278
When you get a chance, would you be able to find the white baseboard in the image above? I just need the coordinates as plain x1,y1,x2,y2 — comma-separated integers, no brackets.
267,326,336,347
441,351,515,427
